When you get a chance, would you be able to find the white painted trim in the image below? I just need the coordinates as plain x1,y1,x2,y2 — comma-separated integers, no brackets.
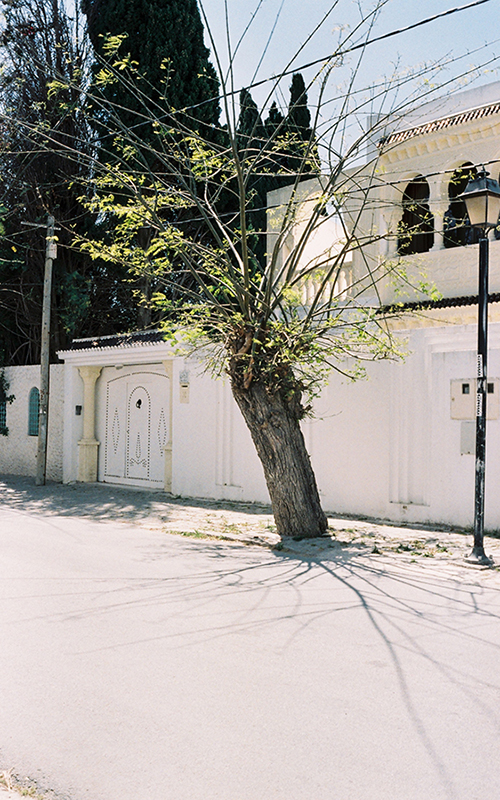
57,340,178,367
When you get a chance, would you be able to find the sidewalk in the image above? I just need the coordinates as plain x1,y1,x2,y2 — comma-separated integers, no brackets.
1,474,499,573
0,775,25,800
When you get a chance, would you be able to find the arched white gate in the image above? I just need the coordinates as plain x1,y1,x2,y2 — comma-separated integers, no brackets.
97,367,172,489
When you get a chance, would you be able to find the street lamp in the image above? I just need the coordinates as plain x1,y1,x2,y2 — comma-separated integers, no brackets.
458,167,500,565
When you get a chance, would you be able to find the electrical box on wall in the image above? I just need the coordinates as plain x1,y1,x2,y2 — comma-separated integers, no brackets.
450,379,499,420
179,369,190,404
460,421,475,455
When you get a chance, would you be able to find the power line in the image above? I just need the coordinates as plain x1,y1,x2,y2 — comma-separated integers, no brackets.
184,0,495,113
265,0,495,86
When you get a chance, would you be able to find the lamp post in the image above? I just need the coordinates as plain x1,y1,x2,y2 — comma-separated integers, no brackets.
458,167,500,565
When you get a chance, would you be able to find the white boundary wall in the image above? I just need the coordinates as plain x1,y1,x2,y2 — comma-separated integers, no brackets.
57,322,500,531
58,343,270,504
0,364,64,481
4,321,500,531
308,324,500,530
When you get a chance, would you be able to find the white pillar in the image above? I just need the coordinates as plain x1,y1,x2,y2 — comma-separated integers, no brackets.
380,183,401,259
429,174,448,251
162,360,174,492
77,365,102,482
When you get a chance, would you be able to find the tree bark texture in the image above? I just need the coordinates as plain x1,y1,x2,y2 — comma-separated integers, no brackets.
231,381,328,539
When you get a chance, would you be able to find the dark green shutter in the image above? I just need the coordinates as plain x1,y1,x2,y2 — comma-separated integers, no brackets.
28,387,39,436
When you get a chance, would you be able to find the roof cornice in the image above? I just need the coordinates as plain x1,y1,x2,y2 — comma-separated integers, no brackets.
380,101,500,149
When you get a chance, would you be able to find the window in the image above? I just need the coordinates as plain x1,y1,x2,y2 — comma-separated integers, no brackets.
444,164,479,248
397,176,434,255
28,386,40,436
0,401,6,434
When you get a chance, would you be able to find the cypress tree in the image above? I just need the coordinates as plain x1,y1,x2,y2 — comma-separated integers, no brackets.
264,101,285,136
237,88,265,149
287,73,312,138
82,0,220,136
81,0,222,330
283,74,317,177
233,82,318,273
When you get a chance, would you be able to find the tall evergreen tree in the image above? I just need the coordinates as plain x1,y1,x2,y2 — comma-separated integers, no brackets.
281,74,316,176
234,81,318,272
287,73,312,138
82,0,220,138
79,0,222,330
237,88,265,152
264,101,285,135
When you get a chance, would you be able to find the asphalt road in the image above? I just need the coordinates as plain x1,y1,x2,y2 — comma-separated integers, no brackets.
1,483,500,800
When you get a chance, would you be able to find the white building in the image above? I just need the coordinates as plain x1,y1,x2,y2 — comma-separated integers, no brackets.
3,80,500,531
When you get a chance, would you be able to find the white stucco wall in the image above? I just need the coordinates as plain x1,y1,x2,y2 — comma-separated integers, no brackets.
305,322,500,530
58,321,500,531
0,364,64,481
266,177,352,303
338,82,500,307
171,362,268,503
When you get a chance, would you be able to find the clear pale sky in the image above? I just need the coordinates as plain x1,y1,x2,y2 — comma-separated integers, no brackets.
198,0,499,115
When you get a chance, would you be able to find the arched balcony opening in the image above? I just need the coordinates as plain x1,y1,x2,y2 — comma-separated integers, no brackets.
397,176,434,256
444,163,480,248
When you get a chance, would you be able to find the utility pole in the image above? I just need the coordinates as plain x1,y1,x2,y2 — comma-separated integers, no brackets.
22,214,58,485
36,215,56,485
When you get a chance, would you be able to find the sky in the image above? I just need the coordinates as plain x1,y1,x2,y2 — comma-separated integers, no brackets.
2,0,496,148
197,0,500,124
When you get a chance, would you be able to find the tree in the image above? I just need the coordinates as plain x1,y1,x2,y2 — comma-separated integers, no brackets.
0,0,139,364
237,88,266,151
18,0,481,536
82,0,220,139
264,101,285,135
234,78,318,273
287,73,312,137
79,0,223,331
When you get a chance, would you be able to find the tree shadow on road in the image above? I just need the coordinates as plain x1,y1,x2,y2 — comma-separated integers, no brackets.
121,542,500,799
3,473,500,798
0,474,272,524
50,536,500,800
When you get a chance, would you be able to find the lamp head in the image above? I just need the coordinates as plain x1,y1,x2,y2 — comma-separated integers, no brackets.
458,167,500,229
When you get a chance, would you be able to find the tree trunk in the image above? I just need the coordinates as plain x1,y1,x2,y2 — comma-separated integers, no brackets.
231,380,328,539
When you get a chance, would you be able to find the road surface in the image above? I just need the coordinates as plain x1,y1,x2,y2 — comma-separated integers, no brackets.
1,479,500,800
